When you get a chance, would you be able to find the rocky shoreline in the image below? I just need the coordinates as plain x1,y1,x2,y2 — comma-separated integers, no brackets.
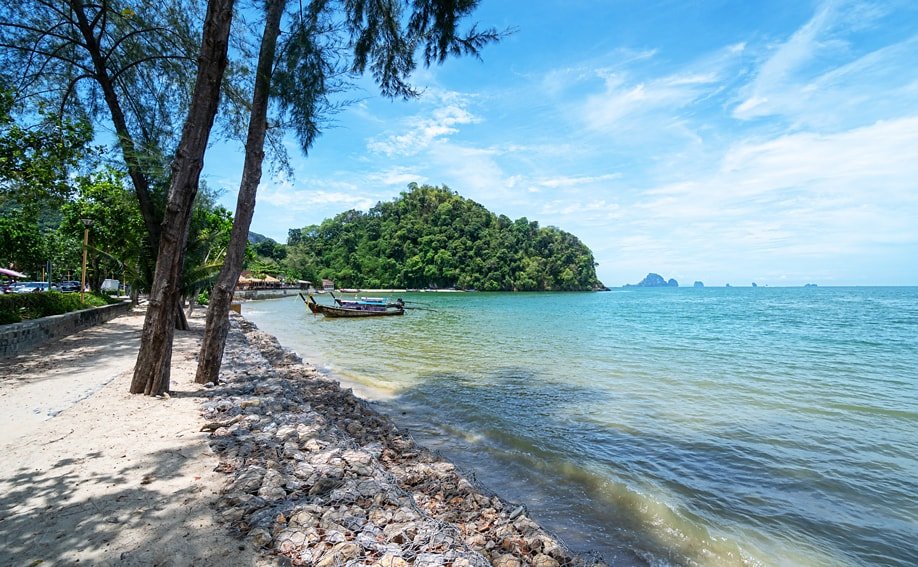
204,314,605,567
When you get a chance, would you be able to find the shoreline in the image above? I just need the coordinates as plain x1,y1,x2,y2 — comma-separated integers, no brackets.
1,306,604,566
212,313,605,566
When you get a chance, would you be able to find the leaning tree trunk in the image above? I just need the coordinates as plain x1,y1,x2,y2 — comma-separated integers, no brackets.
130,0,235,396
70,0,162,248
196,0,285,385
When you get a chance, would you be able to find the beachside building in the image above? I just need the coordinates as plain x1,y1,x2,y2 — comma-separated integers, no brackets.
236,271,284,290
322,279,335,292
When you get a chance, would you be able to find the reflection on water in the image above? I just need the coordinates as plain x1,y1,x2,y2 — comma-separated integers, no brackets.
243,288,918,567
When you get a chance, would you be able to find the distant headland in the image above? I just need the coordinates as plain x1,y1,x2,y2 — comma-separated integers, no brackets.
624,273,679,288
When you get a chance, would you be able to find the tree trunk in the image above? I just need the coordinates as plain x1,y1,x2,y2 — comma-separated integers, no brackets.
176,296,189,331
131,0,235,396
196,0,285,385
187,292,197,318
69,0,162,247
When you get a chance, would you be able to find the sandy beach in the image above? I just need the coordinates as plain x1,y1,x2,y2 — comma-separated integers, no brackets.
0,307,265,566
0,306,600,567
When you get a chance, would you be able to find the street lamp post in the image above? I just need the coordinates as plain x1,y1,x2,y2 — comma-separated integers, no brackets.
80,218,93,303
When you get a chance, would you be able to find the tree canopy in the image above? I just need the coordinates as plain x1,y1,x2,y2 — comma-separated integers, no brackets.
285,184,603,291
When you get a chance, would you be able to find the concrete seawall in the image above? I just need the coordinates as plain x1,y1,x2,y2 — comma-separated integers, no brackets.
0,301,133,358
233,287,306,301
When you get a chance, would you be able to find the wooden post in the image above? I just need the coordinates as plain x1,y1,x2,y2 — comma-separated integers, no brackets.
80,226,89,303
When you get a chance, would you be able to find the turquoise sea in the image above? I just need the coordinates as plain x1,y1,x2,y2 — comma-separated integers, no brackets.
242,287,918,566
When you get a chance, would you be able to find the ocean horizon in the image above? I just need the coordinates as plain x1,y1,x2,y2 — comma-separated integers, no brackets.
242,287,918,566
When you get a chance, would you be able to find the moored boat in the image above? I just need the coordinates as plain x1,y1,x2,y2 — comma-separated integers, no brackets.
299,293,405,317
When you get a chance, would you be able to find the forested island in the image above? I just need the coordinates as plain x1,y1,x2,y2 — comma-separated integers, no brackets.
275,184,603,291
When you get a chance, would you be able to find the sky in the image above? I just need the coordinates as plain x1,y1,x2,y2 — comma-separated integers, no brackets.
203,0,918,287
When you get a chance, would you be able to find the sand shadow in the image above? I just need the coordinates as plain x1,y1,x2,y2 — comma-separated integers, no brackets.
0,442,239,566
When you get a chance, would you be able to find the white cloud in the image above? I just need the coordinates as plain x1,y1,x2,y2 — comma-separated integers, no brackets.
733,1,918,126
736,2,834,119
629,117,918,258
541,48,657,96
537,173,622,188
257,179,374,212
366,167,427,187
580,45,740,136
541,199,624,219
367,104,478,156
427,143,507,196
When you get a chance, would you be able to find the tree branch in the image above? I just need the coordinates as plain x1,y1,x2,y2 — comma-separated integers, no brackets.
110,53,193,82
102,25,172,64
0,42,94,74
59,72,95,116
0,19,87,48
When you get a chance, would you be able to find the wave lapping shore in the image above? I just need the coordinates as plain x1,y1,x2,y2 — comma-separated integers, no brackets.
207,314,604,567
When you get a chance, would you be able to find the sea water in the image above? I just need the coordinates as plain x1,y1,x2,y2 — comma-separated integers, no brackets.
241,288,918,566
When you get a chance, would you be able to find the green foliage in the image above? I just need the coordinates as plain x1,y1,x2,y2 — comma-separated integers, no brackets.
0,215,46,275
0,86,94,276
0,292,116,325
59,168,146,292
0,88,94,216
284,184,603,291
180,188,234,298
252,239,287,261
269,0,503,166
0,2,200,159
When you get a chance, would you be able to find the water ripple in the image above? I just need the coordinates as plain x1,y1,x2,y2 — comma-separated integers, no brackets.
246,287,918,567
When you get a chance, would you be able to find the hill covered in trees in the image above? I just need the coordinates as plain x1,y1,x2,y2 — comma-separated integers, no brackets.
284,184,603,291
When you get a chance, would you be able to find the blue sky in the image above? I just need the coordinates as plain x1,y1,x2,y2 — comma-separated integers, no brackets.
204,0,918,286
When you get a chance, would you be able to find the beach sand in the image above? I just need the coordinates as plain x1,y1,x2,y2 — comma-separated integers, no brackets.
0,307,266,566
0,306,600,567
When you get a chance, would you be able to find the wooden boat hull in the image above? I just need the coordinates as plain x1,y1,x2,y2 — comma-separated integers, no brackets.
303,294,404,317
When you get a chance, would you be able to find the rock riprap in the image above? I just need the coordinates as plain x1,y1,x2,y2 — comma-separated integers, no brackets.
202,315,604,567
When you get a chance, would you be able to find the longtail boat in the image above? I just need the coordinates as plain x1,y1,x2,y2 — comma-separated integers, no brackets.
299,293,405,317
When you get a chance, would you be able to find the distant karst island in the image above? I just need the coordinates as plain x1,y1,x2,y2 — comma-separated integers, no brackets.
625,273,679,288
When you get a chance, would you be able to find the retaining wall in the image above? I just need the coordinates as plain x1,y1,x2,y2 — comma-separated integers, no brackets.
0,301,133,358
233,287,307,301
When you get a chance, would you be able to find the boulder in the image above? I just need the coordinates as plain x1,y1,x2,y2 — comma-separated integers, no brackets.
532,553,560,567
492,554,522,567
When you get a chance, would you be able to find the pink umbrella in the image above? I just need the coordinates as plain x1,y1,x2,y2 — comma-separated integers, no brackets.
0,267,28,278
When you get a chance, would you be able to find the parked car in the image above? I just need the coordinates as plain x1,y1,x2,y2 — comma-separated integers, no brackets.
56,280,81,293
13,281,49,293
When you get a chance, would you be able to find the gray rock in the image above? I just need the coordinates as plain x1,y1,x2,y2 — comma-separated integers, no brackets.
492,554,521,567
292,462,315,479
316,542,361,567
374,553,410,567
357,479,382,497
230,466,266,494
289,509,319,528
275,529,307,554
414,553,446,567
532,554,560,567
248,528,272,548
